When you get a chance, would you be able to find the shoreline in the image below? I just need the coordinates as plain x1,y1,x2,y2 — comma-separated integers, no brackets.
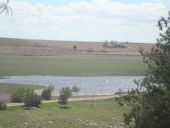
7,94,127,107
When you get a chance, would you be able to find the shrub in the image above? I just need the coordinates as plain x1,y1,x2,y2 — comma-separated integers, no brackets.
71,86,80,96
0,101,7,110
41,86,54,100
103,40,117,48
103,40,126,48
58,86,80,108
58,87,72,108
73,45,77,50
10,87,25,103
23,90,41,108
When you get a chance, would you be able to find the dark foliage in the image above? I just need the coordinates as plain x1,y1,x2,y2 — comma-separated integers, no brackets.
58,87,72,106
0,101,7,110
41,86,54,100
58,86,80,108
103,40,126,48
117,11,170,128
23,89,42,108
10,87,25,103
73,45,77,50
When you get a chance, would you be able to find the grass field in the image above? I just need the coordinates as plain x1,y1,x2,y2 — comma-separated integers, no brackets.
0,83,45,102
0,55,146,76
0,83,45,94
0,99,130,128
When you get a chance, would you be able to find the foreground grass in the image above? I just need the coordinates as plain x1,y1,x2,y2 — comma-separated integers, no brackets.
0,99,130,128
0,55,146,76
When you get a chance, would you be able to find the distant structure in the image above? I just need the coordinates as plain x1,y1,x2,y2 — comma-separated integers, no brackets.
103,40,126,48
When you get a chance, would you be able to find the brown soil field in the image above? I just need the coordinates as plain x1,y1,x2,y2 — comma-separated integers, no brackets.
0,38,154,56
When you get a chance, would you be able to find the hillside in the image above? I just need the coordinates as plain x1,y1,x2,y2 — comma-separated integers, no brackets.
0,38,154,56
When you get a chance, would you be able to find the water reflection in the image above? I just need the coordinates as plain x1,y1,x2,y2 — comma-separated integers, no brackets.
0,76,143,96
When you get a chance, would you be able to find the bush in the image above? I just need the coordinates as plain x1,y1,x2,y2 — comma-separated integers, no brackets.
23,90,41,108
41,86,54,100
0,101,7,110
58,87,72,107
71,86,80,96
103,40,117,48
73,45,77,50
103,40,126,48
10,87,25,103
58,86,80,108
10,87,41,108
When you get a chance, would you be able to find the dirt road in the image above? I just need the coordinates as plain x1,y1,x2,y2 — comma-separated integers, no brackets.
7,95,122,107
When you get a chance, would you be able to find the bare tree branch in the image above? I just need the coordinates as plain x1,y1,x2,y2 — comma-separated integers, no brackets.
0,0,12,15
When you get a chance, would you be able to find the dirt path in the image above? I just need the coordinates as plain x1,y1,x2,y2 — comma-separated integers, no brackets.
7,95,122,107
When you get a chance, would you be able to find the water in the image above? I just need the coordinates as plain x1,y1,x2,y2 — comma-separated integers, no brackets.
0,76,143,96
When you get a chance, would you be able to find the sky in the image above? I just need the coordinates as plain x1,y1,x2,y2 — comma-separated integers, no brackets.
0,0,169,43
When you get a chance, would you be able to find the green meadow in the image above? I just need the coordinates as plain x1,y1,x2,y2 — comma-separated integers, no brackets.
0,99,130,128
0,55,144,128
0,83,45,94
0,55,146,77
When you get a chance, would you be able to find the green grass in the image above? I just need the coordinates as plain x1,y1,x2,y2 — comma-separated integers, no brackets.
0,83,45,94
0,83,45,102
0,99,130,128
0,55,146,76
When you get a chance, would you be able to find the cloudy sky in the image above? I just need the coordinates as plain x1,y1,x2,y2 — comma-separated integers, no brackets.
0,0,169,43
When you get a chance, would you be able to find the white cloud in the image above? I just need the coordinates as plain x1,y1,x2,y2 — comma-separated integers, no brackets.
0,0,169,43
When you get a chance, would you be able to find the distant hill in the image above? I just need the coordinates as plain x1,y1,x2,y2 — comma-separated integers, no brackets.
0,38,154,56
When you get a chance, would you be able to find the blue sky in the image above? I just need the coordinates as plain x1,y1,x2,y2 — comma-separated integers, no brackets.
0,0,169,43
27,0,170,6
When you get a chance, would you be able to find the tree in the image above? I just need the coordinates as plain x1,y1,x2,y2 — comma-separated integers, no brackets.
58,87,72,108
11,87,26,103
71,85,80,96
73,45,77,50
41,86,54,100
11,87,42,108
118,11,170,128
58,86,80,108
23,89,42,109
103,40,126,48
0,0,12,15
0,101,7,110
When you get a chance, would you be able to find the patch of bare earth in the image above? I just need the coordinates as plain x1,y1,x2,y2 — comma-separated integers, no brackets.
0,38,154,56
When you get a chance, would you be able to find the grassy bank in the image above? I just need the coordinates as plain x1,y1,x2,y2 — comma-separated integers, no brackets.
0,83,45,94
0,55,146,76
0,83,45,102
0,99,130,128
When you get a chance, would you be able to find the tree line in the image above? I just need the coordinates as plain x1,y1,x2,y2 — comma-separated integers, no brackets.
0,86,80,110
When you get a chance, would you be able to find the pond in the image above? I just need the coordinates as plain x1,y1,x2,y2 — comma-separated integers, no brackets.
0,76,143,96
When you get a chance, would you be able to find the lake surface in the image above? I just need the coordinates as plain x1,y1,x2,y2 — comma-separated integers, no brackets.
0,76,143,96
